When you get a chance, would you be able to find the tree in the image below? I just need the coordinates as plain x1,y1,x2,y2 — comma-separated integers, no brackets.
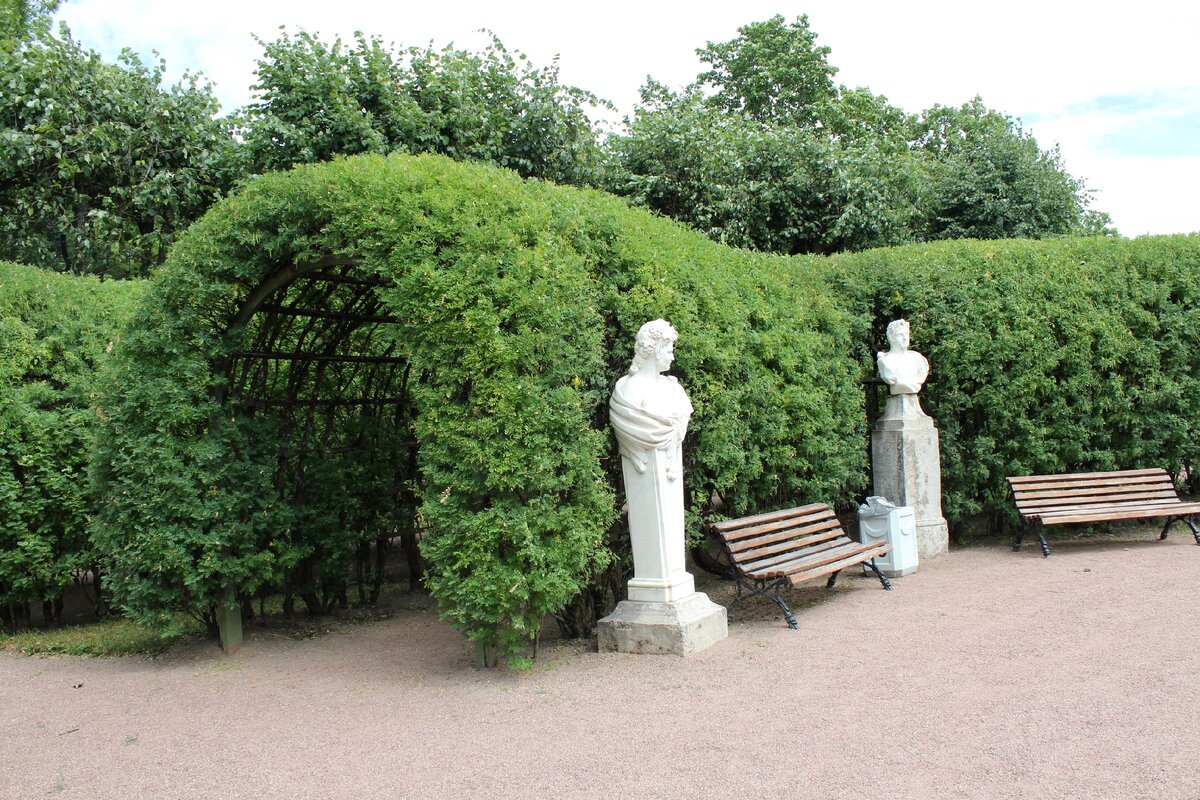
609,84,916,254
696,14,837,127
912,97,1091,240
242,30,610,187
607,16,1108,254
0,0,60,45
0,27,238,277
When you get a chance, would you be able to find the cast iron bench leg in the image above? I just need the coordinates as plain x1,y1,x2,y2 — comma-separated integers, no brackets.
863,559,893,590
1035,520,1051,557
1013,523,1027,552
734,577,798,630
1160,515,1200,545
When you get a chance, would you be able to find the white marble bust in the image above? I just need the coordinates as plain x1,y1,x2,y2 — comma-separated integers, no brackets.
609,319,693,481
877,319,929,395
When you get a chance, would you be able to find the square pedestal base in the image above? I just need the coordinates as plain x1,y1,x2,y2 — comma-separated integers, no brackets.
597,592,727,656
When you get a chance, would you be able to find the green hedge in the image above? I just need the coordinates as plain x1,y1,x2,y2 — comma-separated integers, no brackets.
0,262,142,627
90,153,866,655
825,234,1200,530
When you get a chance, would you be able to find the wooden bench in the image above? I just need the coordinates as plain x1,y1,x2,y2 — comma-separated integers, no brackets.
1008,468,1200,557
703,503,892,629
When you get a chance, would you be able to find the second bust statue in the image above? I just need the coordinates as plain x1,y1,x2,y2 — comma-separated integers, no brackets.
877,319,930,395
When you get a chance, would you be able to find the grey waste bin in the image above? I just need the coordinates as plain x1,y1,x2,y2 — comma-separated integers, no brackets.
857,496,919,577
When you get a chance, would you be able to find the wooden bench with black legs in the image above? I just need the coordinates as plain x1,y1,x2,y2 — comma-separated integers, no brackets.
703,503,892,629
1008,468,1200,557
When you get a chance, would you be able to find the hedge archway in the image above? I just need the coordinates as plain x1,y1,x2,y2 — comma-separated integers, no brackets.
91,154,867,660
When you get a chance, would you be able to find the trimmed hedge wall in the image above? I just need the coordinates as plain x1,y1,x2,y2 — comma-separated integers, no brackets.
0,262,142,628
9,154,1199,654
825,234,1200,532
90,154,866,655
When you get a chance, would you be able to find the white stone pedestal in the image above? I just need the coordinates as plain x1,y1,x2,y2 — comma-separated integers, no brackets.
597,448,727,655
872,394,949,559
621,447,695,603
598,592,728,656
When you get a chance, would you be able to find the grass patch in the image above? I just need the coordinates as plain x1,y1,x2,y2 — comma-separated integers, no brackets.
0,616,204,658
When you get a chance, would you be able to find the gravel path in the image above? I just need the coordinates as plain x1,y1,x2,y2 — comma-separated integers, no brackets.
4,535,1200,799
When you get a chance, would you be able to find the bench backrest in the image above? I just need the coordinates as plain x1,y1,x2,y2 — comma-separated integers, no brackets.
1008,468,1181,517
706,503,847,577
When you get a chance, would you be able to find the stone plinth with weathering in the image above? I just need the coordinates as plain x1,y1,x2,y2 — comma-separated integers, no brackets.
872,320,949,559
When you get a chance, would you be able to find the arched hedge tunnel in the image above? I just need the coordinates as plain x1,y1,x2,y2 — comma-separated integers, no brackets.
90,153,868,657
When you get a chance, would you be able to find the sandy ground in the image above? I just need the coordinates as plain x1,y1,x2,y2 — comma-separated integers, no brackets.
3,533,1200,800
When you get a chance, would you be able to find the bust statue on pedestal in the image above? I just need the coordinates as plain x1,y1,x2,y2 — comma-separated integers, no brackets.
597,319,727,656
871,318,949,559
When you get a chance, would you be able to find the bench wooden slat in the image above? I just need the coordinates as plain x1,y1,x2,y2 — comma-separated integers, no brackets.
706,502,829,534
1027,498,1200,517
716,510,835,544
730,530,845,566
768,546,892,587
1013,481,1174,501
749,539,888,581
1008,468,1166,485
1035,503,1200,526
1030,503,1191,520
1017,489,1181,509
719,512,839,545
725,518,842,555
741,535,864,575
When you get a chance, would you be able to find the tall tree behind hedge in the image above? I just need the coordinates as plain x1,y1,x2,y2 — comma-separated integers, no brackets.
242,30,609,187
911,98,1097,240
0,27,238,277
609,81,919,254
608,14,1108,254
0,261,141,629
695,13,837,127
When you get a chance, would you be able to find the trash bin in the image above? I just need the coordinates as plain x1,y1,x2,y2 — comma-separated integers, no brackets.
857,496,918,577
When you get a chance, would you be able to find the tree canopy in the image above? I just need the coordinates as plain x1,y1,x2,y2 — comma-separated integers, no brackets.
0,26,237,277
242,29,609,187
607,15,1110,254
0,0,60,44
0,13,1114,280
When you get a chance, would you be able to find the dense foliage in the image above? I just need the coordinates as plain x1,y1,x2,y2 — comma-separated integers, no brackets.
0,0,60,44
609,81,919,255
911,99,1104,240
90,153,866,657
825,234,1200,531
608,15,1109,253
0,27,237,277
0,261,141,629
1,13,1116,282
241,29,609,187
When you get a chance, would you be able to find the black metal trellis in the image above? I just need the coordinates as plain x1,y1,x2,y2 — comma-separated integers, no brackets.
211,256,426,654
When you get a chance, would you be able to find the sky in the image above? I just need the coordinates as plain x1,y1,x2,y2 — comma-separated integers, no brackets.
52,0,1200,237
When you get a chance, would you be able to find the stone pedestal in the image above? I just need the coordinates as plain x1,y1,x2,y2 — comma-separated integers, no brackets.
872,394,949,559
622,447,695,603
597,447,727,656
598,592,727,656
